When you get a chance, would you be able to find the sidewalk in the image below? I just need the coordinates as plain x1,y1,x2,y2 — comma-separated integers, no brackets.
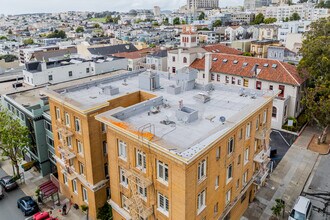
0,159,86,220
242,126,319,220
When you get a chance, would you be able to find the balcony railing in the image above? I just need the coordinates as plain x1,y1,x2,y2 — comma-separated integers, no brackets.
255,128,271,140
123,169,152,188
124,195,153,219
254,148,271,164
58,147,76,160
253,168,270,186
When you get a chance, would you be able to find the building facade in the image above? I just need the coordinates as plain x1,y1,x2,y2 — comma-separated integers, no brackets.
187,0,219,10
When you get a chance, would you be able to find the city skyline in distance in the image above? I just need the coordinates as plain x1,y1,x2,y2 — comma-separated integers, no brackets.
0,0,243,15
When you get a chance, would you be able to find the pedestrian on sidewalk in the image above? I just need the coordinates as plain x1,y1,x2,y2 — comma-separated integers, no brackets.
62,203,67,216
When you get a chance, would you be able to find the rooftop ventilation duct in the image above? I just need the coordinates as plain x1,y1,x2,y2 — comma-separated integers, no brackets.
100,85,119,96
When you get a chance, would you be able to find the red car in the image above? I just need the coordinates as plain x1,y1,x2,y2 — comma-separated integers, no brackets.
33,212,58,220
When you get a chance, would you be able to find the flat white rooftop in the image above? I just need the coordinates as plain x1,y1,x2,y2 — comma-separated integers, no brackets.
56,70,276,161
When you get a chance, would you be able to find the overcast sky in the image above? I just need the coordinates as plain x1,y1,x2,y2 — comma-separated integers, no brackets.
0,0,243,15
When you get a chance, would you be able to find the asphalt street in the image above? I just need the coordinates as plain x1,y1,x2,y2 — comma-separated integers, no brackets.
0,167,28,220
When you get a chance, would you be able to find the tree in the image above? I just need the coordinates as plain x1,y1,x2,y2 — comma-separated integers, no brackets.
97,203,112,220
271,199,285,219
0,36,8,40
290,12,301,21
242,52,253,56
0,109,30,178
163,17,169,25
8,29,13,35
0,54,18,62
298,17,330,144
264,17,277,24
173,17,181,25
253,13,265,24
75,26,84,33
47,30,67,39
94,23,101,29
198,12,205,20
317,0,330,8
212,20,222,28
23,38,34,45
181,20,186,25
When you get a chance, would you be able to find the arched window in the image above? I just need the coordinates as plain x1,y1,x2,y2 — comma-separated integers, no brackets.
272,106,277,118
183,57,187,63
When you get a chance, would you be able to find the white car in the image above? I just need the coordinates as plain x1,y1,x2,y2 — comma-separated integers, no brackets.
289,196,312,220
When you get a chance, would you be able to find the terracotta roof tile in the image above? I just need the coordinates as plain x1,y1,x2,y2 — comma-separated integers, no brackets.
190,53,306,86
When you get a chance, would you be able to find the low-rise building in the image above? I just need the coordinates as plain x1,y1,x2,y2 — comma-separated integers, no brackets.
250,40,281,58
146,50,168,72
267,46,301,64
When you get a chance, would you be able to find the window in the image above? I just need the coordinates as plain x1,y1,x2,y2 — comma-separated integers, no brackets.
67,136,72,148
263,109,267,124
82,187,88,203
64,112,70,126
44,121,52,131
121,194,129,211
86,68,90,73
225,189,231,205
63,174,68,185
215,176,219,189
216,147,220,160
138,186,147,200
231,77,235,84
157,193,169,216
72,179,77,194
118,140,127,160
103,141,108,156
214,202,218,214
211,73,215,80
226,164,233,183
278,85,285,97
157,160,168,184
48,75,53,81
197,190,206,213
106,187,110,200
254,140,258,152
104,163,109,178
227,137,234,154
202,73,205,78
256,117,259,130
68,71,73,77
198,159,207,182
77,140,83,155
238,128,243,140
244,148,249,164
46,136,54,147
136,150,146,172
74,117,81,132
272,106,277,118
237,154,241,165
172,67,176,73
79,162,85,176
172,56,175,62
269,85,273,90
101,123,106,133
243,79,249,87
225,76,229,83
238,79,241,85
246,122,251,139
58,132,62,141
55,107,60,120
256,81,262,90
120,168,128,187
243,170,248,186
236,179,240,189
183,57,187,63
217,74,220,82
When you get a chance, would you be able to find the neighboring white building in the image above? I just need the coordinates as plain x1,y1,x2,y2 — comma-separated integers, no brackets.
255,3,329,21
23,57,127,86
146,50,168,72
191,53,306,129
276,20,311,45
153,6,161,16
187,0,219,10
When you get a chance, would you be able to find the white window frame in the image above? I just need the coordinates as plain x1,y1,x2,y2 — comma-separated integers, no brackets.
225,189,231,205
197,189,206,214
82,187,88,203
136,149,146,172
101,123,106,133
63,173,68,185
122,194,129,212
77,140,83,155
65,112,70,127
138,186,147,201
157,192,169,216
227,137,234,155
226,164,233,184
67,136,72,148
118,140,127,160
243,170,248,186
72,179,77,194
216,147,220,160
263,109,267,124
244,148,249,165
120,168,128,188
157,160,169,185
79,162,85,176
197,159,207,182
246,122,251,139
74,117,81,133
215,176,219,189
103,141,108,156
55,107,60,120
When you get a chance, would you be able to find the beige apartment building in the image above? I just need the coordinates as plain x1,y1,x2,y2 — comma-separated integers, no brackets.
46,69,273,220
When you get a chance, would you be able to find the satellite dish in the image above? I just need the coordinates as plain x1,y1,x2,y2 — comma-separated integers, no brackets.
219,116,226,124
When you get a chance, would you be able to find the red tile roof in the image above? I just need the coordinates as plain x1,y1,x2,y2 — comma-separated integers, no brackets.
202,44,243,55
190,53,306,86
113,48,153,59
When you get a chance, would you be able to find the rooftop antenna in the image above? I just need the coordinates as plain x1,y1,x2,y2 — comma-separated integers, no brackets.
219,116,226,125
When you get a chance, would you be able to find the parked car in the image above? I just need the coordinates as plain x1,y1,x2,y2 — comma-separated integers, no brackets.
0,185,4,199
0,175,18,191
289,196,312,220
17,196,39,216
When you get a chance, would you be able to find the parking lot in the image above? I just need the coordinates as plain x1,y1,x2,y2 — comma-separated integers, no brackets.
0,167,29,220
